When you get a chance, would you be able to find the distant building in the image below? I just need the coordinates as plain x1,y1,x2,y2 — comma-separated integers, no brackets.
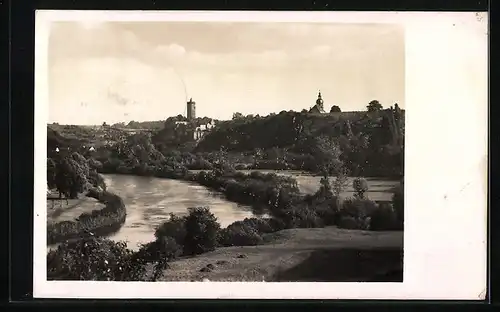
309,90,326,114
187,98,196,121
194,120,216,141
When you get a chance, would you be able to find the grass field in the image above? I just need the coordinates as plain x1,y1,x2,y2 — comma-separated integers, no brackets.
160,226,403,282
46,191,104,224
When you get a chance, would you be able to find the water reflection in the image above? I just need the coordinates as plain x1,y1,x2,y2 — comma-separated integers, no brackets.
102,174,258,250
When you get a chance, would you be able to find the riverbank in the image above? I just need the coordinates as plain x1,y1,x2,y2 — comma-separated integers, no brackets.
160,226,403,282
47,189,127,245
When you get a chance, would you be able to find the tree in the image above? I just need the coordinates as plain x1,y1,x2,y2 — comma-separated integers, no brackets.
313,135,343,177
330,105,341,113
232,112,243,120
353,177,369,199
182,207,221,256
367,100,383,112
55,156,89,199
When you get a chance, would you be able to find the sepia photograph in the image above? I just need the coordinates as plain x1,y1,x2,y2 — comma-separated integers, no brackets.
34,11,487,300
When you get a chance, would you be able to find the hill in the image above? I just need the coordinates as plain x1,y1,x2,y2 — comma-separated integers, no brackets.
194,109,405,177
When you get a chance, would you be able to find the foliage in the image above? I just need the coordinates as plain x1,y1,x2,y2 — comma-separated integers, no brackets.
47,236,177,281
330,105,341,113
47,191,126,245
47,158,57,189
369,203,400,231
353,177,369,199
154,213,187,246
218,222,264,247
47,238,146,281
313,135,343,176
280,205,324,229
337,197,378,230
194,109,404,178
331,168,349,196
182,207,221,256
54,155,89,199
367,100,383,112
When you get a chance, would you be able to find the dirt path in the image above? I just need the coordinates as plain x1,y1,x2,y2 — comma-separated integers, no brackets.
160,227,403,282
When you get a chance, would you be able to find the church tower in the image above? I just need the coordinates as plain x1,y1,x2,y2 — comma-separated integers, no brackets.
316,90,324,112
187,97,196,121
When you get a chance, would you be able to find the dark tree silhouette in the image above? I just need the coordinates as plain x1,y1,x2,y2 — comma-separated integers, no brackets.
367,100,383,112
330,105,341,113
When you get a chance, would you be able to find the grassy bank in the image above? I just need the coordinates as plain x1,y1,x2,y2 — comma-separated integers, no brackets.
47,190,127,245
160,226,403,282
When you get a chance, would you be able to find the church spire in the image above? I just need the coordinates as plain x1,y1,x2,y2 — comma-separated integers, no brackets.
316,90,323,106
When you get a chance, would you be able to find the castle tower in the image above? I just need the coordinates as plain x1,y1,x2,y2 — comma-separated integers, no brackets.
187,97,196,121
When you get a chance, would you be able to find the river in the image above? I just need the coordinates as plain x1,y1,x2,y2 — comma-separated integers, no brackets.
102,174,260,250
49,172,399,251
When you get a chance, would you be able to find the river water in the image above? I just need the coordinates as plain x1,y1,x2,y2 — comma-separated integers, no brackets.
102,174,262,250
49,172,399,251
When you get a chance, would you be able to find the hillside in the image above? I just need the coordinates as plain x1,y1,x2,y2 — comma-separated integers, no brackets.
194,109,405,176
196,110,404,153
160,226,403,282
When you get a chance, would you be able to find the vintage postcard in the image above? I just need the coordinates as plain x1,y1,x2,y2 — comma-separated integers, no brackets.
34,10,487,299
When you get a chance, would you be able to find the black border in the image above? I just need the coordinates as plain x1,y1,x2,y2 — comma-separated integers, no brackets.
8,0,492,308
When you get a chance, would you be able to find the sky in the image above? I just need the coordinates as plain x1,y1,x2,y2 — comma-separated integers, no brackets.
48,21,405,125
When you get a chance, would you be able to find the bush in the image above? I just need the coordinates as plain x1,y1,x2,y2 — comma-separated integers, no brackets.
336,197,378,230
267,217,287,232
154,213,187,246
353,177,369,199
137,236,183,262
218,223,264,247
369,203,400,231
279,205,324,229
314,196,341,225
47,237,146,281
183,207,221,256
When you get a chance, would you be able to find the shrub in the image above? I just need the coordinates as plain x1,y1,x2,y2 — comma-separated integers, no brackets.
218,223,264,247
241,217,275,233
316,176,334,199
136,236,183,262
154,213,187,246
353,177,369,199
267,217,287,232
314,196,341,225
336,197,378,230
47,237,146,281
369,203,400,231
279,205,324,229
183,207,221,256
